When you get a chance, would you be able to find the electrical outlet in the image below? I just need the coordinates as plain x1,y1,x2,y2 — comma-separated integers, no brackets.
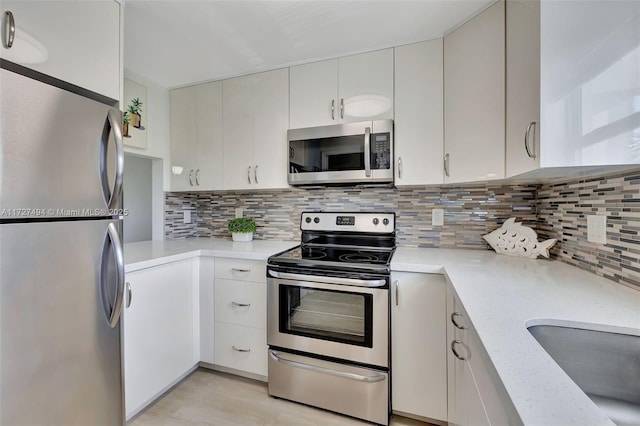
183,210,191,224
235,208,243,218
587,215,606,244
432,208,444,226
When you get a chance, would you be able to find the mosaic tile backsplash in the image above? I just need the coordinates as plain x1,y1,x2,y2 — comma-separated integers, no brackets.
166,184,538,249
166,169,640,290
536,169,640,290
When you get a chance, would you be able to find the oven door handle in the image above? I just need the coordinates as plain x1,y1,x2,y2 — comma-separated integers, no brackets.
269,351,386,383
268,270,386,288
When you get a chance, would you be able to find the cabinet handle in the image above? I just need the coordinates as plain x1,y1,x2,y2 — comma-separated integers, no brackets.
394,280,399,306
331,99,335,120
247,166,252,184
4,11,15,49
397,157,403,179
524,121,537,159
451,312,466,330
232,268,251,273
451,340,467,361
232,346,251,353
195,169,200,186
189,169,194,186
444,153,450,178
254,165,258,184
340,98,344,119
232,301,251,307
126,282,132,308
364,127,371,177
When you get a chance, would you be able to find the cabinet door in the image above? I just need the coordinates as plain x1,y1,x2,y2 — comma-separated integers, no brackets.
506,0,541,177
124,259,197,419
290,59,338,128
195,81,224,190
394,40,444,185
170,86,197,191
391,272,447,422
215,279,266,329
338,49,394,123
223,75,255,190
444,0,505,183
540,1,640,168
253,68,289,189
0,1,120,100
199,257,215,364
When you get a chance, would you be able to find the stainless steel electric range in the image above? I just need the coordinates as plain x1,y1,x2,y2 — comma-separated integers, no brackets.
267,212,395,426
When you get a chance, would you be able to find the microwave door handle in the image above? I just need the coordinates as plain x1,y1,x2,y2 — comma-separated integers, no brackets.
364,126,371,178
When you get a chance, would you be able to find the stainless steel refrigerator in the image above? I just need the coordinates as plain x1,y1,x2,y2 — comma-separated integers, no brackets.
0,65,125,425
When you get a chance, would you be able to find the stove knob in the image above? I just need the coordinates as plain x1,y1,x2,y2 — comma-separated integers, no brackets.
314,217,320,224
305,217,312,223
383,218,390,226
373,218,379,226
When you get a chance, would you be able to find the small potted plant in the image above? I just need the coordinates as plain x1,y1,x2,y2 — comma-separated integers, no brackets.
228,217,256,242
127,97,143,128
122,111,130,137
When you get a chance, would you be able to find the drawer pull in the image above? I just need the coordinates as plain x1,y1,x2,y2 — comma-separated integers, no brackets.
232,301,251,307
451,312,466,329
451,340,467,361
232,268,251,273
232,346,251,353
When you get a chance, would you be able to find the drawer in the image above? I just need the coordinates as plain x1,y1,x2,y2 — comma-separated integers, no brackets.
214,322,267,376
215,258,266,283
214,279,266,329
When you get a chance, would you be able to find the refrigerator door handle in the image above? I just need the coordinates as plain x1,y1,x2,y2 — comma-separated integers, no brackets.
101,108,124,211
101,222,124,328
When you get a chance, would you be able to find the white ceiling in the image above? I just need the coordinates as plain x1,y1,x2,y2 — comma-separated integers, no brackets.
124,0,494,89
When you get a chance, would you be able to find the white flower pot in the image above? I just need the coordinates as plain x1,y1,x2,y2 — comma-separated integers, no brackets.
232,232,253,242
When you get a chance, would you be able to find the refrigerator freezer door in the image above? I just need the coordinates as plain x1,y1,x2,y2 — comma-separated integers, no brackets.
0,219,124,425
0,68,123,219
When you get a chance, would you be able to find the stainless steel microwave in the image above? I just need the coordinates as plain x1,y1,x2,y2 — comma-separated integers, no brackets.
287,120,393,186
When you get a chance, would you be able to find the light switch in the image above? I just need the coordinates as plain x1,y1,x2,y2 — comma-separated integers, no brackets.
235,208,243,218
183,210,191,224
587,215,606,244
432,208,444,226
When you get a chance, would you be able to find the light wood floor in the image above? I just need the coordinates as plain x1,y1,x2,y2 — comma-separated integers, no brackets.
130,369,434,426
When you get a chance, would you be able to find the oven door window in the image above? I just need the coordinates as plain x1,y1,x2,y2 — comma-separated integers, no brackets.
279,284,373,347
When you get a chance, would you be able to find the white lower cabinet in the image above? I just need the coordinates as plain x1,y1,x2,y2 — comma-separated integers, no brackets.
199,257,216,364
213,258,268,378
446,282,522,426
391,272,447,422
124,259,199,419
214,322,268,376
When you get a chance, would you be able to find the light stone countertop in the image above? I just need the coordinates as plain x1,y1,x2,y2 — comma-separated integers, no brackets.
124,238,298,272
124,239,640,425
392,247,640,426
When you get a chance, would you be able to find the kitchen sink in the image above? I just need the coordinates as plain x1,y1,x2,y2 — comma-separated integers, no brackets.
528,324,640,426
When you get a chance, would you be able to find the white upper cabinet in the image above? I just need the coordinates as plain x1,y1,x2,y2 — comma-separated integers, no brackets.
195,82,224,191
394,40,444,186
0,0,120,101
444,0,505,183
338,49,394,123
505,0,540,177
289,49,394,129
506,0,640,176
170,82,224,191
170,86,197,191
539,0,640,168
290,60,338,128
223,68,289,190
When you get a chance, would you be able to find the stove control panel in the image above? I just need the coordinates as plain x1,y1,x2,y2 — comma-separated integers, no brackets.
301,212,395,233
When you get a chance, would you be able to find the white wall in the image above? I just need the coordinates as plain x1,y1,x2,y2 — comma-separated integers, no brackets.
123,69,171,240
124,154,153,243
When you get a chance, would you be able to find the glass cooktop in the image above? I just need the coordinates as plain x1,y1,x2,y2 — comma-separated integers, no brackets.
270,244,394,269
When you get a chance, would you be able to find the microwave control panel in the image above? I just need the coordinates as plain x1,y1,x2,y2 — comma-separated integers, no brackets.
371,133,391,170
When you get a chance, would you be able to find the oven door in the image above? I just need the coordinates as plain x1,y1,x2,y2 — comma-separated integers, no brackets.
267,273,389,368
287,120,393,185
